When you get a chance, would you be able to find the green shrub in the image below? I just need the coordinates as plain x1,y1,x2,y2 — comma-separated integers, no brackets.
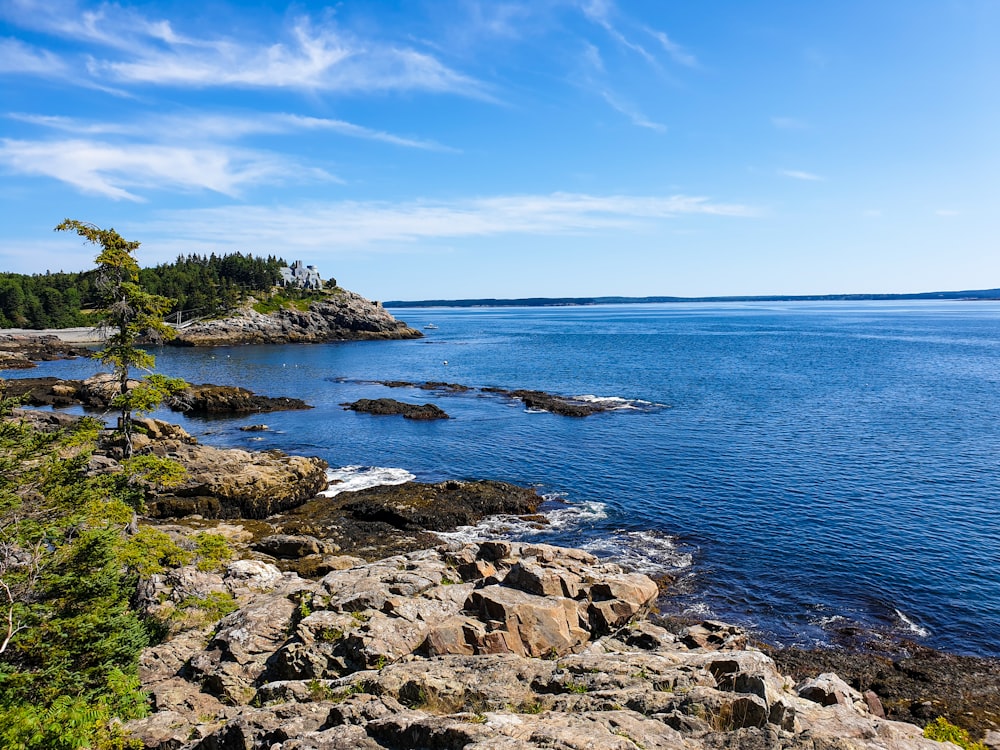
923,718,987,750
193,532,232,572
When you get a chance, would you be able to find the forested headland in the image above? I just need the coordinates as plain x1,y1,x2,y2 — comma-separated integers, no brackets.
0,253,309,329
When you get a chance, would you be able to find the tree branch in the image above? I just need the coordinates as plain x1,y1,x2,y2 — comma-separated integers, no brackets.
0,577,26,654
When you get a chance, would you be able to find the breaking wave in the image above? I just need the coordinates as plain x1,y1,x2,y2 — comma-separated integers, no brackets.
580,529,693,575
319,465,416,497
572,394,666,411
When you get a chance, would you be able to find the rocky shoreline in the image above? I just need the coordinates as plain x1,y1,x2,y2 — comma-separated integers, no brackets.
125,533,953,750
170,291,421,346
0,332,87,368
5,406,1000,747
0,286,421,356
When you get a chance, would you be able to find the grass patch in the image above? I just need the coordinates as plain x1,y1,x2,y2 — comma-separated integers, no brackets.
174,591,238,623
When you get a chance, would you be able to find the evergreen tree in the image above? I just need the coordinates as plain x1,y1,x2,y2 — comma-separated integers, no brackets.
55,221,185,458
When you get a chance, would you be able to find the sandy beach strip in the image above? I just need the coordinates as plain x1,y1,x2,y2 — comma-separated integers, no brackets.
1,327,105,343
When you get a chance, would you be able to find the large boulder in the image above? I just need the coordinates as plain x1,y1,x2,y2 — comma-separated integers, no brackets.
145,441,328,518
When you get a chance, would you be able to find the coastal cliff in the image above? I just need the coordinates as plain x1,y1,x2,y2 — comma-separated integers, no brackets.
170,290,421,346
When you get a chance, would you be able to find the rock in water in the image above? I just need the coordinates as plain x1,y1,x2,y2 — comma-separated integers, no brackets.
172,384,311,414
170,290,421,346
341,398,449,420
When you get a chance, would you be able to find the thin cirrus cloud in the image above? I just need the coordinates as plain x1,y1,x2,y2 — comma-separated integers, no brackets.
0,138,332,201
598,91,666,132
8,111,453,151
644,29,698,68
142,193,756,252
778,169,825,181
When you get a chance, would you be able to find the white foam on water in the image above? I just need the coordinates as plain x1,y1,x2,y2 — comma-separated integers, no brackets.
319,465,416,497
580,529,693,575
541,497,608,529
434,496,608,544
680,601,715,619
572,394,666,410
894,608,931,637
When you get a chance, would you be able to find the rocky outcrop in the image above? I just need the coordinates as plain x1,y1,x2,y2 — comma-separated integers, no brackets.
75,416,329,519
0,333,85,370
366,379,644,417
126,542,948,750
1,375,312,415
508,389,614,417
341,398,449,420
773,643,1000,738
170,384,311,415
170,290,421,346
142,436,328,519
269,480,542,561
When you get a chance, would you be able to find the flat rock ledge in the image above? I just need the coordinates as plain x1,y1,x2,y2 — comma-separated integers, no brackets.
371,380,653,417
170,290,421,346
268,480,542,563
127,541,946,750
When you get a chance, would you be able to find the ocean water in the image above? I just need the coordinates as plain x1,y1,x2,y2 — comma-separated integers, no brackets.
29,301,1000,657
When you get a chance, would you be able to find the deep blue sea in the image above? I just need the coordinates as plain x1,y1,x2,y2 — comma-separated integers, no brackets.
29,301,1000,657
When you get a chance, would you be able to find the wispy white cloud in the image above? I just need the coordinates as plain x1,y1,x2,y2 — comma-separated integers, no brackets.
778,169,824,181
771,116,808,130
581,41,604,73
139,192,756,252
645,29,698,68
8,111,453,151
96,20,485,97
0,37,68,75
2,3,486,98
599,91,666,132
580,0,656,65
0,138,331,201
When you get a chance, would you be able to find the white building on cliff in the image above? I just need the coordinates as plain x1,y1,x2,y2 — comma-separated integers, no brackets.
280,260,323,289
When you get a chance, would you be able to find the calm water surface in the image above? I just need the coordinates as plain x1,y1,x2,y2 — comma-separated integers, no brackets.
33,301,1000,656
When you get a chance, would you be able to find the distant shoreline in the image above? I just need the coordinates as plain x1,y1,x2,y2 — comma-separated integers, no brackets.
384,289,1000,308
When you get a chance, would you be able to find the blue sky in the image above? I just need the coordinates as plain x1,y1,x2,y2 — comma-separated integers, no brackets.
1,1,997,300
